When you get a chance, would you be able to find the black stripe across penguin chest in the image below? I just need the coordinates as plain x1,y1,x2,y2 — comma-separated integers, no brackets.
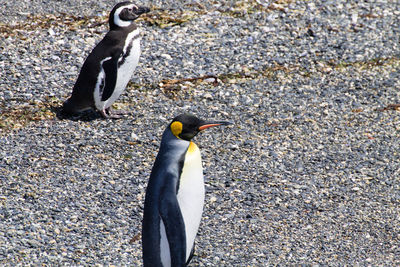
118,28,141,67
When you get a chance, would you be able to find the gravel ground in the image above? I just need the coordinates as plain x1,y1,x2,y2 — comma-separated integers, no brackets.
1,0,400,265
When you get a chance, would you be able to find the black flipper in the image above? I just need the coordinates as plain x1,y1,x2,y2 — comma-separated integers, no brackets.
101,49,122,102
159,180,187,267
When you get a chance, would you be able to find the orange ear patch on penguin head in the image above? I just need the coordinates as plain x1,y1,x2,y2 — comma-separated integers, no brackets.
170,121,183,138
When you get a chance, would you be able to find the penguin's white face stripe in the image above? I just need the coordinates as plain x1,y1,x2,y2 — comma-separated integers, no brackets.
114,4,137,28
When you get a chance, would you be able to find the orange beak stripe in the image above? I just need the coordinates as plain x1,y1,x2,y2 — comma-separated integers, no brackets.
198,123,222,131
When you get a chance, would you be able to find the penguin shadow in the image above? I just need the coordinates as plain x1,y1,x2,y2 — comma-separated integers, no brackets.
53,106,106,121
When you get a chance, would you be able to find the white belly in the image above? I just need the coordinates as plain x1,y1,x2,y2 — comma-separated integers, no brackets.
96,29,141,110
177,142,204,261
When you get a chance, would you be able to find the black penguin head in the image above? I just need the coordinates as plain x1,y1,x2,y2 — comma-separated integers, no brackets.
109,1,150,29
169,114,232,141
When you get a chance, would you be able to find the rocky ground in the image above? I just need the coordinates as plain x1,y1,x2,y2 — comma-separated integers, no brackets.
1,0,400,265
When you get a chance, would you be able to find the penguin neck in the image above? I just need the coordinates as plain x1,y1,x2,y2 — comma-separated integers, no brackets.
109,22,138,32
153,129,191,195
160,129,190,154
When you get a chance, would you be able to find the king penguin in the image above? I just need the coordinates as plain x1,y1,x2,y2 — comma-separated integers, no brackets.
62,1,150,118
142,114,232,267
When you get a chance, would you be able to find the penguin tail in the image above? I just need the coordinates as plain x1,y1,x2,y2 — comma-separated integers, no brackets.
60,98,75,115
58,98,98,120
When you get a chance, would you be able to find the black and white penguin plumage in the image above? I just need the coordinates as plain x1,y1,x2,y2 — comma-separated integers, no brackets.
142,114,232,267
62,1,150,118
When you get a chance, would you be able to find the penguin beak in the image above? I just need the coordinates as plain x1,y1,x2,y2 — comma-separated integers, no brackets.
135,6,150,15
198,121,233,131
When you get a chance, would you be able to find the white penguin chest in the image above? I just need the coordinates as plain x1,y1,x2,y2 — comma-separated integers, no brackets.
96,29,141,110
117,29,141,83
176,141,205,261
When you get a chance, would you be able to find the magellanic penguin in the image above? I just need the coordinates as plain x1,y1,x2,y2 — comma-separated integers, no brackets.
62,1,150,118
142,114,232,267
